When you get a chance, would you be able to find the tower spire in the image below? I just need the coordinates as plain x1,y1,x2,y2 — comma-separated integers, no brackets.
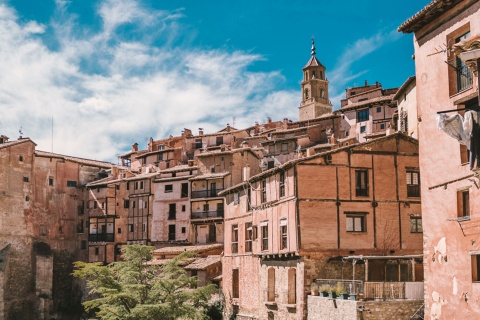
311,37,316,56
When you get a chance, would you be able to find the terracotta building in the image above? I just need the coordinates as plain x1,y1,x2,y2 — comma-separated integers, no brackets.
0,136,112,319
399,0,480,318
336,81,398,142
221,133,423,319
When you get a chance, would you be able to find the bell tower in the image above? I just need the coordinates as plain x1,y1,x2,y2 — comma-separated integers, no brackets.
298,39,332,121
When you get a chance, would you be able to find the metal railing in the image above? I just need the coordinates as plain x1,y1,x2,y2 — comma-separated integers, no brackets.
457,63,473,92
89,233,114,242
314,279,364,295
191,210,224,219
364,282,423,300
191,189,224,198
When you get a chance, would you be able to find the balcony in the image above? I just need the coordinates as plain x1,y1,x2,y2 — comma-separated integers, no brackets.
89,233,114,242
314,279,423,300
191,210,224,220
191,189,224,199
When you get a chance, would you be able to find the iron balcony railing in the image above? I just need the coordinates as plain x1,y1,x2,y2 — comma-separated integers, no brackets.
191,210,224,220
315,279,364,295
191,189,224,199
89,233,114,242
457,63,473,92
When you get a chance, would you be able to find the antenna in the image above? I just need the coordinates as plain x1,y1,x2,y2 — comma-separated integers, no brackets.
232,116,236,128
19,126,23,136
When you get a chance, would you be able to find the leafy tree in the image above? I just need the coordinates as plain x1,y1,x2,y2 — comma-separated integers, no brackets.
73,245,217,320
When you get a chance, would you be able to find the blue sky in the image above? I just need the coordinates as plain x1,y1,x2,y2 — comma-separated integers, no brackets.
0,0,429,162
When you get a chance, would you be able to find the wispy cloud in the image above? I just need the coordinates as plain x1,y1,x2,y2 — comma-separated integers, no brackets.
0,1,297,162
328,29,402,109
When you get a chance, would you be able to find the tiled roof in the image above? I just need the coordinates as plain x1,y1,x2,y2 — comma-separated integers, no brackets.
153,243,223,255
35,150,112,168
135,147,180,159
338,94,396,112
189,172,230,181
184,255,221,271
398,0,464,33
303,55,324,69
0,138,36,150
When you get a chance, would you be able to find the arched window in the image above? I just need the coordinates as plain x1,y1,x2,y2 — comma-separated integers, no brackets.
320,70,323,79
288,268,296,304
320,88,324,98
267,268,275,301
304,88,309,100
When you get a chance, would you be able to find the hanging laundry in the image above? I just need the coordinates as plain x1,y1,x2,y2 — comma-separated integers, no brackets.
436,113,469,146
464,110,480,170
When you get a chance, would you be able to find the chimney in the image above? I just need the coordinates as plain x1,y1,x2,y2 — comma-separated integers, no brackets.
364,80,368,86
329,135,336,145
226,124,231,132
199,128,204,136
148,137,154,151
0,135,9,144
132,143,138,152
267,117,272,124
376,81,379,88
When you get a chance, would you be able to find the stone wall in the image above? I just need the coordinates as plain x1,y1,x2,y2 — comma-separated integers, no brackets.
307,296,424,320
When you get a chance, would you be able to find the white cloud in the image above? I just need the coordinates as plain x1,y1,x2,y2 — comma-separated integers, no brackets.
328,29,401,109
0,1,297,162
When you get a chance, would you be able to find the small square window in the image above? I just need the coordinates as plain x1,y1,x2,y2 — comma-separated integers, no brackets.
346,214,366,232
380,123,385,130
129,224,134,232
360,126,366,133
19,155,23,162
410,217,422,233
181,227,186,233
165,185,173,193
67,181,77,187
48,177,54,186
377,107,382,113
23,176,29,183
117,227,122,234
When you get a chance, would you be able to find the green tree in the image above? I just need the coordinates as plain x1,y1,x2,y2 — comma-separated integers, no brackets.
73,245,217,320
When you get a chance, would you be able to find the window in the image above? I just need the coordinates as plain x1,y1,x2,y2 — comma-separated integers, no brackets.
94,247,99,255
357,109,369,122
267,268,275,302
245,223,252,253
77,219,84,233
67,181,77,187
126,182,130,190
142,223,146,232
455,32,473,92
279,172,285,197
261,223,268,251
97,188,100,193
458,189,470,218
25,195,29,201
117,227,122,234
406,171,420,197
288,268,296,304
280,219,287,250
129,224,134,232
81,240,87,250
168,203,176,220
232,269,239,299
23,176,29,183
203,203,209,212
410,217,423,233
380,123,385,130
182,205,186,212
267,160,275,169
355,170,369,196
346,214,366,232
262,180,267,203
232,225,238,254
210,167,215,173
48,177,54,186
234,192,240,205
165,185,173,193
168,225,175,241
194,139,202,149
144,201,148,208
94,201,98,209
360,125,366,133
158,153,163,161
216,136,223,146
88,217,115,242
19,155,23,162
472,254,480,281
181,227,186,233
123,200,129,208
181,183,188,198
40,226,47,236
172,173,176,178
